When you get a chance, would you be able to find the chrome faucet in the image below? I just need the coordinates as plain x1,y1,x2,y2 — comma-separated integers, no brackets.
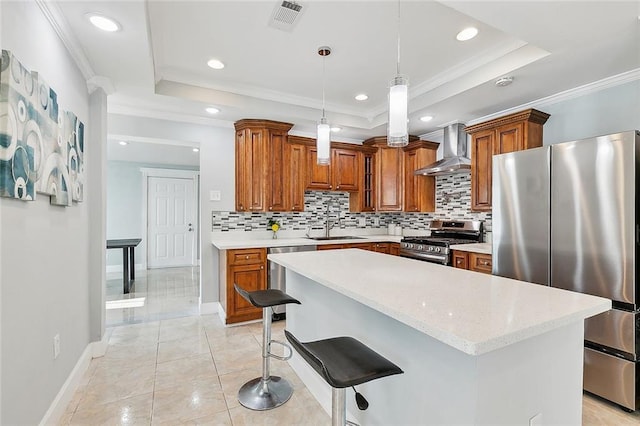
324,198,339,237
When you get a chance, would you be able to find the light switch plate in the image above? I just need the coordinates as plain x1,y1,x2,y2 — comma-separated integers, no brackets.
210,190,221,201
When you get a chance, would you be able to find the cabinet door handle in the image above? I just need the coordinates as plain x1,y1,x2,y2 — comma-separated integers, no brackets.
336,185,340,189
245,255,250,259
457,260,462,264
482,260,490,265
330,185,333,189
260,266,264,270
269,206,273,210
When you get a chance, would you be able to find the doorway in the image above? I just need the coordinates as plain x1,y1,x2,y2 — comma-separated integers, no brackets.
142,168,199,269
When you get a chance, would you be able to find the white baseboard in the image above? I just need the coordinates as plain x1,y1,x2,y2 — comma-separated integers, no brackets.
39,337,109,425
199,301,220,315
106,263,144,274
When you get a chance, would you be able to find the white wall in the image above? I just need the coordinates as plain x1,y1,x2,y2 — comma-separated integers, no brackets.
0,2,102,424
542,80,640,145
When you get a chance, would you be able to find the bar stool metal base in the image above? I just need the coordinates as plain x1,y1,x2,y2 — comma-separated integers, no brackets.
237,376,294,411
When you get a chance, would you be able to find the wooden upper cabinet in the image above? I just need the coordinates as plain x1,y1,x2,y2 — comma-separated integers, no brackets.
494,122,524,155
287,142,306,212
266,129,288,211
466,109,550,212
306,146,333,190
471,129,494,211
234,120,293,212
333,149,360,192
304,142,362,192
363,136,435,213
403,141,438,212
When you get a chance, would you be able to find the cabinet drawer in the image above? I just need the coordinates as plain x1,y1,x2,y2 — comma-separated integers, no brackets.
228,248,266,265
469,252,492,274
452,250,469,269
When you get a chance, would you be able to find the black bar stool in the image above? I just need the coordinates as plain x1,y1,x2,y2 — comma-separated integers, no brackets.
285,330,403,426
234,284,301,410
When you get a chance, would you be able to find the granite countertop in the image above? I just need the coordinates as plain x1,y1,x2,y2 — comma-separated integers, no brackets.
450,243,492,255
267,249,610,356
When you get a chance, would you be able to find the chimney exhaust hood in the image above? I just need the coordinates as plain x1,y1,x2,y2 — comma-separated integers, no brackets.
414,123,470,176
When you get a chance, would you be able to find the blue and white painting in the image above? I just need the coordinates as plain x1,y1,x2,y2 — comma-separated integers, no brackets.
0,50,85,206
0,50,37,200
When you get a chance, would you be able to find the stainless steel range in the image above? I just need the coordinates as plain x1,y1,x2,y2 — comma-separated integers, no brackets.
400,220,483,265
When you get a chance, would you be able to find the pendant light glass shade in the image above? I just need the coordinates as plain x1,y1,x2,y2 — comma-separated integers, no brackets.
388,75,409,147
317,117,331,165
316,46,332,165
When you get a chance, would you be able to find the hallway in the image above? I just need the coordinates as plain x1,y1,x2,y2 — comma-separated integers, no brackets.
106,267,200,327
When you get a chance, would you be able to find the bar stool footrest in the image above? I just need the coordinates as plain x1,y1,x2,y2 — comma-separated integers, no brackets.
237,376,294,411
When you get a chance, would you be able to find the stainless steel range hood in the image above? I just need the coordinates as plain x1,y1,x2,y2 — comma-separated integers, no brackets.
414,123,470,176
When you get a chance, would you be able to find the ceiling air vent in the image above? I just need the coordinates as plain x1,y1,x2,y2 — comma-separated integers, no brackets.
268,1,304,32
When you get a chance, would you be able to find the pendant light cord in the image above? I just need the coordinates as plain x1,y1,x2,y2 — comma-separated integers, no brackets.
322,54,326,119
396,0,401,75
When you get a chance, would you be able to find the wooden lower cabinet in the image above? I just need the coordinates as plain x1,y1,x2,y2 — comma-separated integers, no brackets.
452,250,469,270
222,248,267,324
317,241,402,255
469,252,492,274
451,250,492,274
371,242,390,254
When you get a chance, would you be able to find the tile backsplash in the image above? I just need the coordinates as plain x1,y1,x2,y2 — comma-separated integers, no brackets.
212,173,491,233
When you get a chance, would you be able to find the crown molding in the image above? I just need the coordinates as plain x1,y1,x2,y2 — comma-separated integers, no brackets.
35,0,95,81
466,68,640,126
108,101,235,128
158,68,369,118
87,76,115,95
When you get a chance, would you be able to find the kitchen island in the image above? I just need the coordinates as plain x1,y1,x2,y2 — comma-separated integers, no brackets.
268,249,610,425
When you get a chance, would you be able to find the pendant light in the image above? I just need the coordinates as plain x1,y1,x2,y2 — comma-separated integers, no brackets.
316,46,331,165
387,1,408,147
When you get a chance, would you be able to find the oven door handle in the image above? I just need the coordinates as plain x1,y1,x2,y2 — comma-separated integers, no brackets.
400,250,448,264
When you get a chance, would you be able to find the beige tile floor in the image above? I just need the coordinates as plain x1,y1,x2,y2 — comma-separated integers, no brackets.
59,316,329,425
62,267,640,425
106,267,201,327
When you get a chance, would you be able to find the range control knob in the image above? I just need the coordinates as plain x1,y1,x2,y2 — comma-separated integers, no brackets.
417,245,423,251
435,247,441,253
427,246,433,251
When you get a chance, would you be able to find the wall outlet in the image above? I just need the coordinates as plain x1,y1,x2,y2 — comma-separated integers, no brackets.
358,217,366,227
373,217,380,227
53,334,60,359
529,413,542,426
210,190,221,201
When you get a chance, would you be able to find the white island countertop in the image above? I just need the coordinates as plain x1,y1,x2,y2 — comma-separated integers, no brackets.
268,249,610,355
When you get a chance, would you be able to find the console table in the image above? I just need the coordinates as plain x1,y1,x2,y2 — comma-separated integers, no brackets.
107,238,142,294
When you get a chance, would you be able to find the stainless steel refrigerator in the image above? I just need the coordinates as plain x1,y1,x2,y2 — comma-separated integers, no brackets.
493,130,640,411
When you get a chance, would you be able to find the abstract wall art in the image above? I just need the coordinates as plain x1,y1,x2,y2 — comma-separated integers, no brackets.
0,49,85,207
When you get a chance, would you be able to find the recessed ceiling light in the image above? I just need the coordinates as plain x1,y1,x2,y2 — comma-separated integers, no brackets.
355,94,368,101
456,27,478,41
87,14,121,32
118,141,128,146
192,148,200,152
205,107,220,114
495,76,514,87
207,59,225,70
420,115,434,122
330,127,341,132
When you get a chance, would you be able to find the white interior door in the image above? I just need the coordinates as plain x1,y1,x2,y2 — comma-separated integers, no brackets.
147,176,195,268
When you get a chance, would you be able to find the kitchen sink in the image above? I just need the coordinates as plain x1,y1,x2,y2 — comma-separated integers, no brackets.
306,236,366,241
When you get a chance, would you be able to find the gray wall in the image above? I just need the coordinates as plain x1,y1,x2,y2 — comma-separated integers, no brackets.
542,80,640,145
0,2,102,424
199,127,235,305
106,161,199,268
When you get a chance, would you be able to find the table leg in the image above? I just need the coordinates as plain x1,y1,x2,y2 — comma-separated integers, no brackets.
129,247,135,281
123,247,130,294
